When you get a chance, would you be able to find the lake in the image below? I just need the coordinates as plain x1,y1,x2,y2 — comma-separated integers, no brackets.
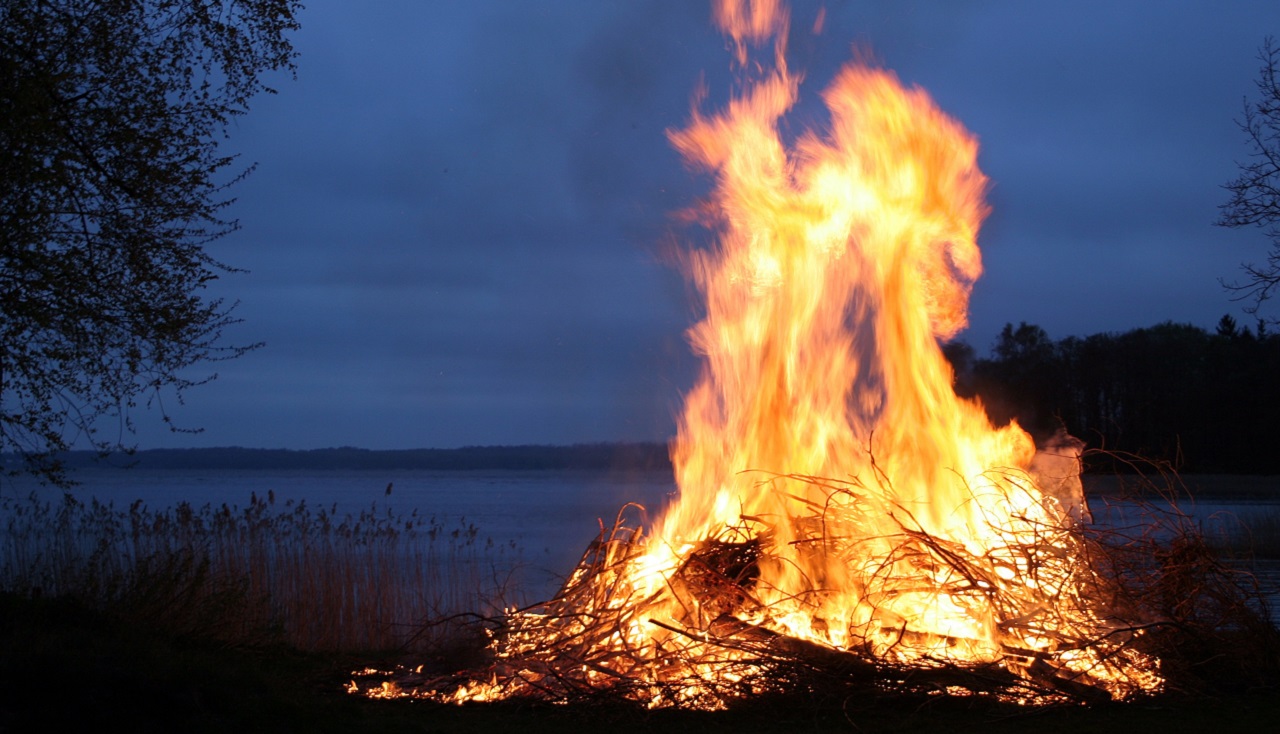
5,467,1278,608
1,466,678,598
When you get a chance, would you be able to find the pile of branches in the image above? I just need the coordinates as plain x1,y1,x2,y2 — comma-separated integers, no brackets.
351,471,1279,709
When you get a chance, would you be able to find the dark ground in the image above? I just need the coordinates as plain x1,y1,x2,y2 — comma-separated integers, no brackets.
1,593,1277,734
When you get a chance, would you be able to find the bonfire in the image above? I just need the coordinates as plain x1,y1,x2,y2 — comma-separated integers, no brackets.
351,0,1277,708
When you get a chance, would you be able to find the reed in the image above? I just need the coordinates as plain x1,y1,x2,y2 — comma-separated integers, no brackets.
1211,506,1280,559
0,490,525,653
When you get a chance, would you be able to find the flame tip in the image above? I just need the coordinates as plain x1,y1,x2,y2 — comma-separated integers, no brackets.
400,0,1162,705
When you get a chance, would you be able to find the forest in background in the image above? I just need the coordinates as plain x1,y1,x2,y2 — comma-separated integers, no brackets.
947,315,1280,474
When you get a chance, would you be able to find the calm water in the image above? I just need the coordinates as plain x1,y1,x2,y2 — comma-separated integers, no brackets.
2,467,678,594
5,467,1277,610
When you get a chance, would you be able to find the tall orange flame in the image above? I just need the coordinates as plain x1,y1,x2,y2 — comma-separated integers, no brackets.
624,0,1158,695
379,1,1163,707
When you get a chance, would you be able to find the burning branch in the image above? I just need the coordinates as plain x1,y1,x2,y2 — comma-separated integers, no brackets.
352,466,1193,707
355,0,1277,710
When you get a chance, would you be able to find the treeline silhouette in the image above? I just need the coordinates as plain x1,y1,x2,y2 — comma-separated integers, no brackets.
17,317,1277,477
947,316,1280,474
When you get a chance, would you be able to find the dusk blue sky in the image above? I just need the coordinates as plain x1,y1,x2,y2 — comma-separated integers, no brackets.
130,1,1280,450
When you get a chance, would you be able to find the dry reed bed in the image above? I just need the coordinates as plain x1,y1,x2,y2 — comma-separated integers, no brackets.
0,491,525,652
1085,465,1280,559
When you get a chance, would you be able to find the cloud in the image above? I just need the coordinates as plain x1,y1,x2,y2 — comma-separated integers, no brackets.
123,0,1280,450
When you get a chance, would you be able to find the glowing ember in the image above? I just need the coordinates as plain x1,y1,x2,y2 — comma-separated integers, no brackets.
357,0,1163,707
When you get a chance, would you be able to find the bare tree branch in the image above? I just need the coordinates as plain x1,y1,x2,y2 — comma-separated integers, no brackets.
1218,37,1280,322
1,0,301,485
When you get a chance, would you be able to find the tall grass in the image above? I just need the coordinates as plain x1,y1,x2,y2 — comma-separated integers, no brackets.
1214,505,1280,559
0,491,525,652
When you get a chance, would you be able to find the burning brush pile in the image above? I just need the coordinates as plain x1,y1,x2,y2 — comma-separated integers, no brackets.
352,0,1277,709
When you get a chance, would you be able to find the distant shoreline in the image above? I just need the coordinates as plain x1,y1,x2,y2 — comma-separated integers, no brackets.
14,443,675,473
7,446,1276,492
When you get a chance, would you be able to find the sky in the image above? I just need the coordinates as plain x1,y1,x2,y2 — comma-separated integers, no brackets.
127,0,1280,451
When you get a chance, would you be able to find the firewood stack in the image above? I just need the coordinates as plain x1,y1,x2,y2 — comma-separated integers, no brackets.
351,474,1279,709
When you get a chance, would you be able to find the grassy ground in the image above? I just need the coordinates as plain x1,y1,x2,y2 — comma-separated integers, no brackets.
1,592,1277,734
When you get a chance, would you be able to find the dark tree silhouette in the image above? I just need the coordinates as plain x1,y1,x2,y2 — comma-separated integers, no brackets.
1219,37,1280,322
976,322,1064,438
1216,313,1240,338
947,319,1280,474
941,340,977,395
1,0,302,484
